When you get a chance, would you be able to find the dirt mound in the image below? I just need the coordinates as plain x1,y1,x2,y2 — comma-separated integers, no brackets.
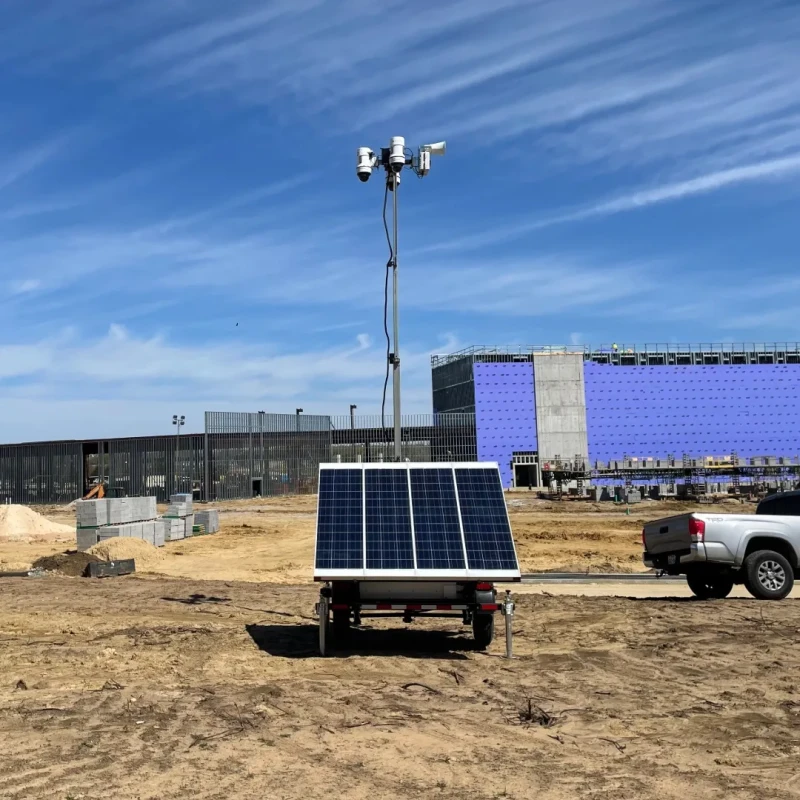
32,551,101,577
0,505,74,543
88,538,166,571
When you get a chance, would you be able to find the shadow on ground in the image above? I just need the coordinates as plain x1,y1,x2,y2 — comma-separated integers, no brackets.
246,622,474,660
161,593,231,605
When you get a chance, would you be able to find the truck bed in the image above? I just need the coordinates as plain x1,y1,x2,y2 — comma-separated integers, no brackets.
643,512,799,571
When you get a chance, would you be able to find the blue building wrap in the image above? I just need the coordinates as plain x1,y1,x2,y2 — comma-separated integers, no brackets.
584,363,800,461
474,363,536,486
471,361,800,484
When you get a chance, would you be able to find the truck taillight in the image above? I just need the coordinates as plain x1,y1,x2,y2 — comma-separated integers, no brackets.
689,517,705,542
476,582,493,591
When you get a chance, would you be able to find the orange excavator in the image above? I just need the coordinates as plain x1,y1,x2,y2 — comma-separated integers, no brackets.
82,480,126,500
83,482,106,500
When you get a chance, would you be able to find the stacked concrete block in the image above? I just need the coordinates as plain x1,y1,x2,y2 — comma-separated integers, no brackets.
163,518,185,542
138,521,155,545
75,495,163,551
77,529,100,551
167,498,193,517
77,499,109,528
194,509,220,533
183,514,195,538
154,520,166,547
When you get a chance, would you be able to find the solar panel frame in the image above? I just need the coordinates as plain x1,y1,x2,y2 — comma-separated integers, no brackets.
313,462,521,581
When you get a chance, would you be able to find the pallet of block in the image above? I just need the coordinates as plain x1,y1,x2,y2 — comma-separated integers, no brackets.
77,520,166,551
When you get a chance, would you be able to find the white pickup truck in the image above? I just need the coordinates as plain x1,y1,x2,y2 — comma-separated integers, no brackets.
642,491,800,600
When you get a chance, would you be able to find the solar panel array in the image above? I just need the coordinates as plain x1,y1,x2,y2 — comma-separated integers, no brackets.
314,463,520,578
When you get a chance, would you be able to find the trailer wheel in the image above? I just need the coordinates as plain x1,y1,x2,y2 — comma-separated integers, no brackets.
318,594,331,656
472,613,494,649
333,609,350,641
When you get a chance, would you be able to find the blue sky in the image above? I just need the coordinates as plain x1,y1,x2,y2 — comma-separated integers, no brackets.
1,0,800,441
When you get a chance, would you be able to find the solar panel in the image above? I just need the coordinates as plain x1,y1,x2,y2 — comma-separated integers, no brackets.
409,468,465,570
454,468,519,572
314,462,519,580
365,469,414,569
314,468,363,570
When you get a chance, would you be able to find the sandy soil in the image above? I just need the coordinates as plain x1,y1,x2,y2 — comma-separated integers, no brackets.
1,576,799,799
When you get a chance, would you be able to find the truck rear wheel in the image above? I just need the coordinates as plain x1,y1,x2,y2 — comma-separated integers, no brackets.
743,550,794,600
472,614,494,649
686,571,734,599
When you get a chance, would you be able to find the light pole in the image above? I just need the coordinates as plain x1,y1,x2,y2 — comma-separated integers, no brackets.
172,414,185,493
356,137,446,460
349,404,357,430
258,410,266,493
294,409,303,493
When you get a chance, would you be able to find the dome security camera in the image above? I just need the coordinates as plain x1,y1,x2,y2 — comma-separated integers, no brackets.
389,136,405,174
356,147,375,182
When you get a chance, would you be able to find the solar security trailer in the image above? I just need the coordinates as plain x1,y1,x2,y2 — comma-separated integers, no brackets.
314,462,520,656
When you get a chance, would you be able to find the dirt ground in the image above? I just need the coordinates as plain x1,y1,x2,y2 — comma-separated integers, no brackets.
1,577,800,799
0,494,755,580
1,494,785,799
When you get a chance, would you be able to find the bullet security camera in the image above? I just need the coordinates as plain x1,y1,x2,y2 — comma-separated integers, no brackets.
356,147,376,182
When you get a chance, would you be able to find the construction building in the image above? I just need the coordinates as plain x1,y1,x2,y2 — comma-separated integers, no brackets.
431,343,800,490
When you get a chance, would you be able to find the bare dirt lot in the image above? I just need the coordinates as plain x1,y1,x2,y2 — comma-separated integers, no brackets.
2,578,800,799
1,495,787,800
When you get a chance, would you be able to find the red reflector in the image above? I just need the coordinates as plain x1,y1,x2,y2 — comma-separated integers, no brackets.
376,603,392,610
476,582,493,590
331,603,349,610
406,604,422,611
480,604,499,611
689,517,706,541
641,527,646,547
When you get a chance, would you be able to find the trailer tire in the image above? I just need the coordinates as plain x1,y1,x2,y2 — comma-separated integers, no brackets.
686,570,734,599
333,609,350,642
472,613,494,649
318,607,330,657
743,550,794,600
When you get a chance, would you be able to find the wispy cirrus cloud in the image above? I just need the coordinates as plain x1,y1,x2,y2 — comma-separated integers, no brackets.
0,322,462,440
420,151,800,255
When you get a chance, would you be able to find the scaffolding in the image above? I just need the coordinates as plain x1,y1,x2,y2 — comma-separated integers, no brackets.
537,453,800,499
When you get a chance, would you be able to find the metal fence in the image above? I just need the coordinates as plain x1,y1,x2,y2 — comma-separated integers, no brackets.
0,435,207,505
0,441,83,505
204,411,477,500
0,413,478,504
205,411,333,500
107,435,205,502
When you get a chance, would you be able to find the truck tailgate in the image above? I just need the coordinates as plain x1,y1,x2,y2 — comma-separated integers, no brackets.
643,514,694,555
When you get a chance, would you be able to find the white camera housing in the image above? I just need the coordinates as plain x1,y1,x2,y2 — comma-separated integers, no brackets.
389,136,405,173
356,147,376,182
